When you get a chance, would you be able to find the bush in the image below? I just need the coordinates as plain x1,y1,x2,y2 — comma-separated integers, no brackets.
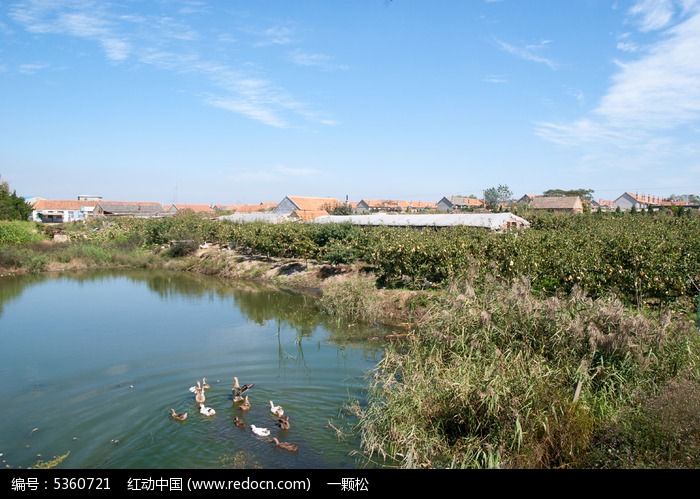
0,221,46,245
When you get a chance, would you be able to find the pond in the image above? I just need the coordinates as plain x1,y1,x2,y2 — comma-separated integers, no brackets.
0,270,389,469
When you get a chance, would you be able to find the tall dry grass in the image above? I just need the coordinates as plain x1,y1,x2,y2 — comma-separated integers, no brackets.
357,275,700,468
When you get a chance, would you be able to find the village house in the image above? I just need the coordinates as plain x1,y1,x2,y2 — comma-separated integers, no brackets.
517,194,539,205
31,199,98,223
614,192,671,211
529,196,584,214
436,196,484,212
589,199,617,212
214,202,277,213
167,203,215,215
273,196,342,216
93,201,165,218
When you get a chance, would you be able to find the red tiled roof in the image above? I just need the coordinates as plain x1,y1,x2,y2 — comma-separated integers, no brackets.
32,199,97,210
407,201,438,209
288,196,341,211
292,209,329,221
229,202,277,213
171,204,214,213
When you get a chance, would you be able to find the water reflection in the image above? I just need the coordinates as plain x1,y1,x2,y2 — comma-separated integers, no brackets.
0,270,387,469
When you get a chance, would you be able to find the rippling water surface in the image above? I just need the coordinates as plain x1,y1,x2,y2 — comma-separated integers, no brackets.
0,270,387,469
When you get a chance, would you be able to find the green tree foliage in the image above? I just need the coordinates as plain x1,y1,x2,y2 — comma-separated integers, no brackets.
542,188,594,201
330,203,353,215
484,184,512,210
0,176,32,221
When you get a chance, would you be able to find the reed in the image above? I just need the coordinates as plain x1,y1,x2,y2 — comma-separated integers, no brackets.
356,275,700,468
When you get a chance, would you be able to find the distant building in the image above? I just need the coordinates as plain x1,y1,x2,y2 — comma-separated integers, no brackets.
31,199,97,223
517,194,539,204
589,199,616,212
356,199,405,213
93,201,165,218
167,204,215,215
289,209,330,221
273,196,341,216
614,192,668,211
530,196,583,214
214,202,277,213
436,196,484,212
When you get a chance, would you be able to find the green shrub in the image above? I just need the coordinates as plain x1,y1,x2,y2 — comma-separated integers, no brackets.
0,221,46,245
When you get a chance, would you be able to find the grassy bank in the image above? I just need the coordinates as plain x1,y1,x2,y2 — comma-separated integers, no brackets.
357,276,700,468
1,213,699,468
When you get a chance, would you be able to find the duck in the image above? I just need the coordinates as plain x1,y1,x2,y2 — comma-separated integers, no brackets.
238,395,251,411
232,377,255,397
194,382,206,405
233,416,245,429
269,400,284,417
250,425,270,437
276,414,290,430
202,377,211,390
169,408,188,421
199,403,216,416
270,437,298,452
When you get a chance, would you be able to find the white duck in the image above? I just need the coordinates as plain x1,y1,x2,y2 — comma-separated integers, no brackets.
199,403,216,416
269,400,284,417
250,425,270,437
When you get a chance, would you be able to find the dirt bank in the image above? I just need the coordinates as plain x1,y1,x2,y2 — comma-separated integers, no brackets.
181,245,428,329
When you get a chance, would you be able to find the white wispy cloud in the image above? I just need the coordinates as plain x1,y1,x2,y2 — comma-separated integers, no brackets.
536,1,700,180
18,62,49,75
7,1,337,128
252,26,296,47
538,4,700,142
288,49,348,71
629,0,675,31
483,74,507,84
9,2,131,61
494,38,558,70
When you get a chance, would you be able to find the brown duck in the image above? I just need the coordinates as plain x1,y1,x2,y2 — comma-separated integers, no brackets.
270,437,298,452
169,408,188,421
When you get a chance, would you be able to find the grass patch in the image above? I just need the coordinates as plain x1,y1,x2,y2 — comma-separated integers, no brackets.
319,273,382,325
356,276,700,468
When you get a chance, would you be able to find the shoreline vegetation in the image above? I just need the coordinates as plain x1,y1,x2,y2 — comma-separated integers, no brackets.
1,210,699,469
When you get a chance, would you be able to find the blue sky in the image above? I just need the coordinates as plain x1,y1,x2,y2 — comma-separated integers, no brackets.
2,0,699,206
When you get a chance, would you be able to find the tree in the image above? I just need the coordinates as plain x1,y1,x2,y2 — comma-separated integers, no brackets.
483,184,512,210
542,188,594,201
330,203,353,215
0,176,32,221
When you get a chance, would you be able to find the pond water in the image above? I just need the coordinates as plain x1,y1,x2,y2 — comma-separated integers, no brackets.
0,270,388,469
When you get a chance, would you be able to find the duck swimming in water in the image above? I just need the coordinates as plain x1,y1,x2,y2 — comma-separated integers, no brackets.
276,414,290,430
199,403,216,417
238,395,251,411
270,437,298,452
233,416,245,428
232,377,255,398
169,408,188,421
194,382,206,405
250,425,270,437
269,400,284,417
